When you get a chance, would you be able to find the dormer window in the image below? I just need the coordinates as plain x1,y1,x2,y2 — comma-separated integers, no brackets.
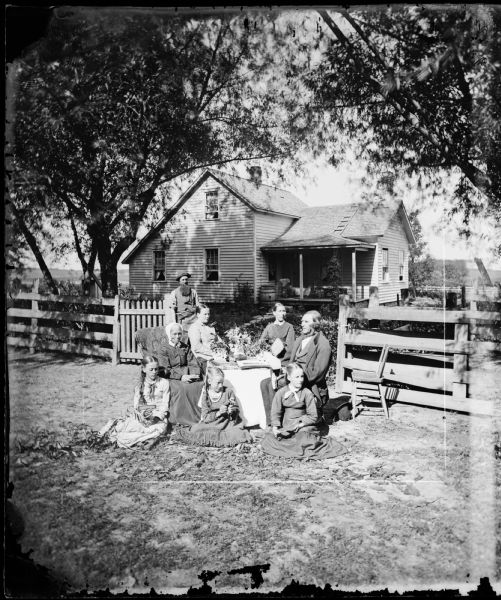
205,190,219,220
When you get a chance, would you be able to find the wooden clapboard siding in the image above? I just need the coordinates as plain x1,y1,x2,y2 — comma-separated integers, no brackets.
255,212,296,293
377,211,410,303
129,174,255,301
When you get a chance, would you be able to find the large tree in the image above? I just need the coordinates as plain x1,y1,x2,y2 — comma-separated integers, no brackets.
9,9,317,293
314,6,501,253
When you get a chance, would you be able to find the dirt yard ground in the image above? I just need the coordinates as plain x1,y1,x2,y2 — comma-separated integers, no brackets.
6,349,501,595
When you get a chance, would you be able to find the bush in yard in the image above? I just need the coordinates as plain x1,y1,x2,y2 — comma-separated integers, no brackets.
233,277,254,310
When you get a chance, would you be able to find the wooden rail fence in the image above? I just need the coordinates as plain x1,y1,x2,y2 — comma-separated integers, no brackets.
7,292,117,362
7,292,171,365
335,294,501,416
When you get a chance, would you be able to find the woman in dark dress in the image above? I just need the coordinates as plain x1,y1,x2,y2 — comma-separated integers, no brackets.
260,310,332,426
178,366,252,447
261,363,345,460
157,322,203,425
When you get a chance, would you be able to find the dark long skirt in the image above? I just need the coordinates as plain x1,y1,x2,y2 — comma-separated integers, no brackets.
260,376,329,427
168,380,203,425
260,374,286,427
260,429,346,460
179,417,253,447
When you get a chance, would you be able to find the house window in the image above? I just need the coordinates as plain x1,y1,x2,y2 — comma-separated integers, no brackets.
398,250,405,281
382,248,389,282
153,250,166,281
205,190,219,220
205,248,219,281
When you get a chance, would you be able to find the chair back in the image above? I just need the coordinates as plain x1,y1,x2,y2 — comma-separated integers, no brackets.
375,345,390,378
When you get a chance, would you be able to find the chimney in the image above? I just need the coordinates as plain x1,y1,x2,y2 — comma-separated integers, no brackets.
248,165,262,186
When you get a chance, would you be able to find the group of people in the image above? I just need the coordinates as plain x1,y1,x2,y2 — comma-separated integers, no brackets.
100,272,345,460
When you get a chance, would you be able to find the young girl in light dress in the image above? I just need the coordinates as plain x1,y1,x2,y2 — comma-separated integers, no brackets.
179,366,253,447
99,355,170,449
260,362,346,460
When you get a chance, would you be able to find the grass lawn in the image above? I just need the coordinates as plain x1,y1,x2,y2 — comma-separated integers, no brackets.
6,348,501,595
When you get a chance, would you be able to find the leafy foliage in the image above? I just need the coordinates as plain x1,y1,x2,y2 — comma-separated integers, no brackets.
10,9,319,292
14,423,113,462
313,7,501,251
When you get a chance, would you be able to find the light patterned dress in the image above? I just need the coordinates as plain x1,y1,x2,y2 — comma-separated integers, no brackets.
99,377,170,449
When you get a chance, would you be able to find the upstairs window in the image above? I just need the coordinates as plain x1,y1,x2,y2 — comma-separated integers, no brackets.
205,248,219,281
382,248,389,282
205,190,219,220
398,250,405,281
153,250,166,281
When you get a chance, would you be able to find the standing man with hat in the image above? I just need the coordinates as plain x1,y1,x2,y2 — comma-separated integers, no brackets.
166,272,200,340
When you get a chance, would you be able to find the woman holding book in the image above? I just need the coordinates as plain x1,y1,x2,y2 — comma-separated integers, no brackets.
259,302,295,366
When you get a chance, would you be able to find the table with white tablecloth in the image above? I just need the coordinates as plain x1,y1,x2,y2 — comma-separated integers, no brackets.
221,367,270,429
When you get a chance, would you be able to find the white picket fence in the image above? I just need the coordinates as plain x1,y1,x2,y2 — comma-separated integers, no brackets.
118,298,166,361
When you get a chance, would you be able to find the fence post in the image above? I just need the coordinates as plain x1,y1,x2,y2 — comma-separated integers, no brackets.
335,293,350,393
29,279,40,354
461,285,466,309
369,286,379,308
112,294,120,366
453,322,469,400
163,292,170,326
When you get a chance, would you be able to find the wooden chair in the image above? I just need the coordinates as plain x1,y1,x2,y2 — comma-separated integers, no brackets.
351,344,390,419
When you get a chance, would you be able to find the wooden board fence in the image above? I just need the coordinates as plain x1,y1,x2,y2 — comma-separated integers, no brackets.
7,290,174,364
335,294,501,416
7,292,116,362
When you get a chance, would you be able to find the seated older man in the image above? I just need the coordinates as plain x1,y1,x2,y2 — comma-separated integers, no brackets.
260,310,332,427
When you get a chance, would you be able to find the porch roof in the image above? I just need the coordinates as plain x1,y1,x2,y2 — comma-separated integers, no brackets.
261,205,375,250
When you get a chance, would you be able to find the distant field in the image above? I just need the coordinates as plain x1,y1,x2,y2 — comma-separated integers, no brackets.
13,268,129,285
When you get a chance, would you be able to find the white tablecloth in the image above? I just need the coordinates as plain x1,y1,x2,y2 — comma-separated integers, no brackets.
222,367,270,429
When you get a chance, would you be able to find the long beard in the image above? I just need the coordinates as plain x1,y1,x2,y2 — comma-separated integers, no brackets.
179,284,191,296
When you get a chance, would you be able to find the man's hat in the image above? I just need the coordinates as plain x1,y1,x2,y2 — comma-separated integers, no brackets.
176,272,192,281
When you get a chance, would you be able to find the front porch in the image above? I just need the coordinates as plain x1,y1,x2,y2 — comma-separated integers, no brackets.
262,246,378,304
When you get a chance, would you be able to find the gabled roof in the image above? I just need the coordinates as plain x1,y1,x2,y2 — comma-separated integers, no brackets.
122,168,306,263
206,168,306,217
262,201,415,250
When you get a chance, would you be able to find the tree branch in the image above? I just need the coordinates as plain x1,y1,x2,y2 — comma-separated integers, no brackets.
9,199,59,294
70,215,88,273
319,10,495,204
196,21,228,114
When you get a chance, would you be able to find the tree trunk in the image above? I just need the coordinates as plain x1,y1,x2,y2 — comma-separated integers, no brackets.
93,230,118,296
9,201,59,295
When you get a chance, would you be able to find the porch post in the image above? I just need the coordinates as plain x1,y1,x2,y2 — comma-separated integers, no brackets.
299,251,304,300
351,248,357,301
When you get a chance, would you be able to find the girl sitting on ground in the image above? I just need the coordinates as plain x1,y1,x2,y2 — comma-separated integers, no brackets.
99,355,170,449
260,362,345,460
179,366,253,447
